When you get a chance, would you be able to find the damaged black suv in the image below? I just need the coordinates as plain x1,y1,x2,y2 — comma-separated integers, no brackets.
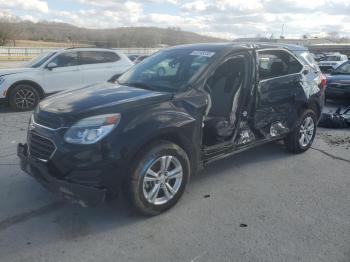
18,43,325,215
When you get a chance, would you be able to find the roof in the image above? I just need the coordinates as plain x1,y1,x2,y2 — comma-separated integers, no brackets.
166,42,308,53
64,47,118,51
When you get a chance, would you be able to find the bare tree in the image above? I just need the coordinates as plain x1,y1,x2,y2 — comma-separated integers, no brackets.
326,31,340,42
302,34,309,39
0,15,17,46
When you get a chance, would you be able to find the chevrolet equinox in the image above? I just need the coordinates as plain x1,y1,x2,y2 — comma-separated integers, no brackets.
18,43,325,215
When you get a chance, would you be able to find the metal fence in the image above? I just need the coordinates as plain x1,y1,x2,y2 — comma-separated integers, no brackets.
0,47,160,60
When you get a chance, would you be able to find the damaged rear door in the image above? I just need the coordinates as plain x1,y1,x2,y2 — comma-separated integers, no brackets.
253,49,304,137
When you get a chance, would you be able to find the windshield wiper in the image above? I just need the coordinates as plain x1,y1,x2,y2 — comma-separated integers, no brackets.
121,81,156,91
120,81,164,91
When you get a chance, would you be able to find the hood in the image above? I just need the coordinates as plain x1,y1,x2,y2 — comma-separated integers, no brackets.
0,67,34,77
39,82,173,116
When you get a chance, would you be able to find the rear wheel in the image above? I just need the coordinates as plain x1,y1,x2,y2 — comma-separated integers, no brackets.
127,141,190,216
9,84,40,111
284,109,317,153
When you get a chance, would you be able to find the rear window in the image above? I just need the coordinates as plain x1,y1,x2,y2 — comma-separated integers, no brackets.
323,56,341,61
79,51,120,65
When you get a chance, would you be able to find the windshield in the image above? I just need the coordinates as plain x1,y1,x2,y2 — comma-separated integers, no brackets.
334,62,350,74
322,56,341,61
118,49,216,92
26,51,57,68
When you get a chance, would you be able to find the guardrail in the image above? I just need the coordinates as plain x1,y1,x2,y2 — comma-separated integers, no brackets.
0,47,160,61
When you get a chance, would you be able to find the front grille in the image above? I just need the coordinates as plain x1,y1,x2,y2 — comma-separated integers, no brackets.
29,132,56,161
34,114,61,129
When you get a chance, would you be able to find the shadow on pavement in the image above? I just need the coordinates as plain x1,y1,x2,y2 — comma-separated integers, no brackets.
0,141,291,245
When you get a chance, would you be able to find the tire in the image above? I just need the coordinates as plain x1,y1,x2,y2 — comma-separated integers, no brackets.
127,140,190,216
9,84,40,111
284,109,317,153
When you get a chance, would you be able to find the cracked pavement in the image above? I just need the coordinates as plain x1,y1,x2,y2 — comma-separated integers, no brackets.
0,102,350,262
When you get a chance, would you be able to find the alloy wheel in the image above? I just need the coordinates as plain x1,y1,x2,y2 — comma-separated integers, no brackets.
299,116,315,147
142,155,183,205
14,89,36,109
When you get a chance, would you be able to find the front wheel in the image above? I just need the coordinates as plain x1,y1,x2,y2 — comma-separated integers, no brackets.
284,109,317,153
9,84,40,111
127,141,190,216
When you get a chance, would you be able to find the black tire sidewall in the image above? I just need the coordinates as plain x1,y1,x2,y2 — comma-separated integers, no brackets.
285,109,317,153
9,84,39,111
130,141,190,215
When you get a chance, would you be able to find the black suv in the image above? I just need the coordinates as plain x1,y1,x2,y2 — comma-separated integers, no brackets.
18,43,325,215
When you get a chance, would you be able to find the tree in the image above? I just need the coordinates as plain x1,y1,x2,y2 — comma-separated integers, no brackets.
326,31,340,42
0,15,17,46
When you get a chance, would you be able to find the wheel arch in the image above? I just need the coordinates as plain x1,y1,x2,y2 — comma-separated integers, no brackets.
7,80,45,99
125,129,200,178
299,99,321,121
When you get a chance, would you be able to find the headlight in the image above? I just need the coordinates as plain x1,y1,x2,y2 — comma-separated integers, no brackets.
64,114,121,145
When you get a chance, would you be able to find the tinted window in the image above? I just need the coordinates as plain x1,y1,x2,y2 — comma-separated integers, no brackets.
49,52,78,67
323,56,341,61
334,62,350,74
79,51,120,65
258,50,303,80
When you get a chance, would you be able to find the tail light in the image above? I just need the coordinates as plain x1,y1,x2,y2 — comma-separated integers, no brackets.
320,74,327,89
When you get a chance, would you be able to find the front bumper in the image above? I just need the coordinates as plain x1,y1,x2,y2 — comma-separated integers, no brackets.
17,143,107,206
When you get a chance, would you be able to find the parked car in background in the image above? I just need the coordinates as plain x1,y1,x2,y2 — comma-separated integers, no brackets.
0,48,133,111
326,61,350,98
18,43,325,215
318,53,348,73
134,55,149,64
312,53,325,62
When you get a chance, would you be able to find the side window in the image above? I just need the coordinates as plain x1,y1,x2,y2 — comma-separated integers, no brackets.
335,62,350,74
258,50,303,81
79,51,120,65
50,52,78,67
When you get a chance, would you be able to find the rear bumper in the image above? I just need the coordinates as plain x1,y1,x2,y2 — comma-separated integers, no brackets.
17,143,107,206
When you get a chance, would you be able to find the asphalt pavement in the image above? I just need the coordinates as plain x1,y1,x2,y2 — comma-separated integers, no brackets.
0,102,349,262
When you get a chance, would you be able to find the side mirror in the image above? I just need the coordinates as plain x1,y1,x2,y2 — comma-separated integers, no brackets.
46,62,58,70
108,73,122,83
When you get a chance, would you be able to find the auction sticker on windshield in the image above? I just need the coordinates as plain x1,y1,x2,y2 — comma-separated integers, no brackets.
190,51,215,57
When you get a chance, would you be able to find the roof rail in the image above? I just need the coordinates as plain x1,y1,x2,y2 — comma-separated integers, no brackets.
65,46,114,50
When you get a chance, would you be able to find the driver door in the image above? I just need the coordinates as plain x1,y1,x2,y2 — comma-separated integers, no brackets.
43,51,83,93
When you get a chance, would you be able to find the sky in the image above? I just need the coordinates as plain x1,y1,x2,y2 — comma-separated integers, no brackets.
1,0,350,39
